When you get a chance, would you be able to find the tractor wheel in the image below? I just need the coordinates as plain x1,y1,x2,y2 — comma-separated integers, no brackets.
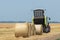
43,25,50,33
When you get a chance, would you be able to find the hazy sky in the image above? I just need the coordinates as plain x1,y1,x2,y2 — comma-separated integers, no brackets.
0,0,60,22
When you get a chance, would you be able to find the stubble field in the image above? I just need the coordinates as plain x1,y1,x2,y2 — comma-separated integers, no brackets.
0,23,60,40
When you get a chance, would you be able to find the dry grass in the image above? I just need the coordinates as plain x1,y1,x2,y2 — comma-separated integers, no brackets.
0,23,15,28
0,23,60,40
50,23,60,32
0,28,17,40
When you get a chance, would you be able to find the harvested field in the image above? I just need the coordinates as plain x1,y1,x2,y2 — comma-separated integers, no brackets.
0,23,15,28
0,23,60,40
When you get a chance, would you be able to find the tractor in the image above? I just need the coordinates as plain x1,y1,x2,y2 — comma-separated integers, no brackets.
33,9,50,33
15,9,51,37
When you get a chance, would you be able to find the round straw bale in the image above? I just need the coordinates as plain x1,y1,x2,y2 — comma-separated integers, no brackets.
35,25,43,35
15,23,31,37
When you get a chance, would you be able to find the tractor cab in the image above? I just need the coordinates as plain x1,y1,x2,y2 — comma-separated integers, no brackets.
33,9,50,33
33,9,46,25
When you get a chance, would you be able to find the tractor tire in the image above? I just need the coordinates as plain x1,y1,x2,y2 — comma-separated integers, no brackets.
43,25,50,33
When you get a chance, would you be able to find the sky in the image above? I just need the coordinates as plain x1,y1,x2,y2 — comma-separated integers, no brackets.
0,0,60,22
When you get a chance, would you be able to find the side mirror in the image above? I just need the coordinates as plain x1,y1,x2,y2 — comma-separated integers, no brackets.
49,17,51,20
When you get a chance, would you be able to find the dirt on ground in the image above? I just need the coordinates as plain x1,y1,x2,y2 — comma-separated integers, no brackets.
0,23,60,40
